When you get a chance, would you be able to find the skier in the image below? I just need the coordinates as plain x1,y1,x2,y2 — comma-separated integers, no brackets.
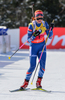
20,10,54,89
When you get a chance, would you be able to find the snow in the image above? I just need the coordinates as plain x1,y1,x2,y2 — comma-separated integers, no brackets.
0,49,65,100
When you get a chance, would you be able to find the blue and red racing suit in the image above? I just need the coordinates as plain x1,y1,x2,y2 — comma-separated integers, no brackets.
25,20,53,80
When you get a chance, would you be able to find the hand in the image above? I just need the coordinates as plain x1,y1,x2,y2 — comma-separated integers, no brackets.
28,38,32,46
28,36,35,42
31,36,35,41
28,36,35,46
50,23,54,30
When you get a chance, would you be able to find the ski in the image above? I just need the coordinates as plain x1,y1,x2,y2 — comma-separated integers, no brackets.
9,88,51,93
9,88,30,92
31,88,51,93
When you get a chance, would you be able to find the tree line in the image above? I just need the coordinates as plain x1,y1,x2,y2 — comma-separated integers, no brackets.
0,0,65,28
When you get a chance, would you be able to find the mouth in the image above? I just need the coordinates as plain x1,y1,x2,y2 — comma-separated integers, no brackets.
37,20,42,22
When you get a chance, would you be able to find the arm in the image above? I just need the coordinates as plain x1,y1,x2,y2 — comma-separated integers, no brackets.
45,21,53,39
27,24,33,40
27,23,36,45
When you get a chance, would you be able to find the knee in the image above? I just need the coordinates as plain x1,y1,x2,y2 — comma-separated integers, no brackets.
40,59,46,67
28,65,36,73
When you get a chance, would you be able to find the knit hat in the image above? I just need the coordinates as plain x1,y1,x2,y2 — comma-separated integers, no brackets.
35,10,43,17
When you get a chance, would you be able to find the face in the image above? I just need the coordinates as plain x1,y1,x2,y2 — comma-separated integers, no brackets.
36,16,43,24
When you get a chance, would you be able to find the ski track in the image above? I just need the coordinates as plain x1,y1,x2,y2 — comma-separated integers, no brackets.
0,49,65,100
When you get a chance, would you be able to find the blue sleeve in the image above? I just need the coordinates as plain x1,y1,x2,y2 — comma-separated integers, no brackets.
45,21,53,39
27,24,33,40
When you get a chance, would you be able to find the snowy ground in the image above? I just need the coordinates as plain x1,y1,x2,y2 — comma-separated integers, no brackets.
0,49,65,100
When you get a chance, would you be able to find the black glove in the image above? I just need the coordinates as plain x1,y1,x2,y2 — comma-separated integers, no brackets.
33,29,42,37
50,23,54,30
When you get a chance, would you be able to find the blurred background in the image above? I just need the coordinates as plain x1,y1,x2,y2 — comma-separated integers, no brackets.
0,0,65,28
0,0,65,53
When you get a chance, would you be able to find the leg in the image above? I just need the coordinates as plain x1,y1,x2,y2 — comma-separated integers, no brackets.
25,56,37,80
36,46,46,88
20,45,37,89
38,46,46,78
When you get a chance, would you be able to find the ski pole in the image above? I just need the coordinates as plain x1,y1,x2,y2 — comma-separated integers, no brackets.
8,32,40,59
8,34,37,59
8,40,27,59
31,26,53,85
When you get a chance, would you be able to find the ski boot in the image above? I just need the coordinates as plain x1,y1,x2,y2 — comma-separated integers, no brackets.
36,77,42,88
20,79,29,89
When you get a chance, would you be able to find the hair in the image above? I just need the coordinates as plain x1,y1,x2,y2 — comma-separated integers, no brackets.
31,17,35,21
